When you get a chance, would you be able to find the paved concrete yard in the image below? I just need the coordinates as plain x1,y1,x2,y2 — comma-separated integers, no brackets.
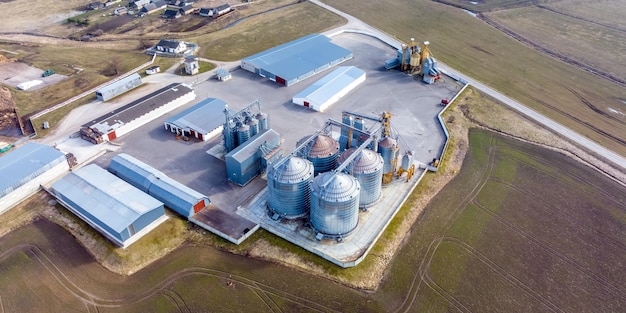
72,32,457,248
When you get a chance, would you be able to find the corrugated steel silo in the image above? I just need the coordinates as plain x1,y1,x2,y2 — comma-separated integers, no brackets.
401,150,414,171
353,118,364,140
247,118,259,137
297,134,340,176
310,172,360,235
237,124,250,146
337,148,383,207
267,157,314,218
379,136,398,184
256,113,268,131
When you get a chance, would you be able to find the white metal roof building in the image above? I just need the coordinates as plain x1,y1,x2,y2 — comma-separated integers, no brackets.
240,34,353,86
163,98,227,141
96,74,142,102
50,164,168,248
108,153,210,218
0,142,69,214
81,83,196,144
292,66,366,112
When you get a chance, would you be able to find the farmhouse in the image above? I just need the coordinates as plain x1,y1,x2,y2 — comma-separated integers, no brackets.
108,153,210,218
0,143,69,214
162,8,181,19
131,0,150,10
180,4,195,15
140,0,167,14
163,97,230,141
156,39,187,54
50,164,168,248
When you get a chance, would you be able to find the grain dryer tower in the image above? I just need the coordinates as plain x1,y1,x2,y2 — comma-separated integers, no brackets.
267,156,314,219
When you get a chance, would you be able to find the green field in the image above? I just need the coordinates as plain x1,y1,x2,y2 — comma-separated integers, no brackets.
486,6,626,83
433,0,540,12
325,0,626,157
1,129,623,311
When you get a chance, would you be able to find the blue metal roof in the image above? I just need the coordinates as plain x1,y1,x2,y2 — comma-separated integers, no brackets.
0,142,65,197
164,98,227,135
51,164,163,233
294,66,365,106
242,34,352,84
226,128,281,163
109,153,209,217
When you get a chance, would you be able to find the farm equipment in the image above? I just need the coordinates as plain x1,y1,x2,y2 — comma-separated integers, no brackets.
42,69,55,77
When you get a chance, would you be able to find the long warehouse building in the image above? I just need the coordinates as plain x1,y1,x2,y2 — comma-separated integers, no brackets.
0,143,69,214
292,66,366,112
50,164,168,248
81,83,196,144
240,34,352,86
108,153,210,218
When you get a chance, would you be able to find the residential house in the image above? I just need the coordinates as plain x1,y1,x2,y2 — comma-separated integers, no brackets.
114,7,128,15
198,8,212,17
179,4,195,15
215,4,232,16
156,39,187,54
131,0,150,10
162,8,181,18
140,0,166,14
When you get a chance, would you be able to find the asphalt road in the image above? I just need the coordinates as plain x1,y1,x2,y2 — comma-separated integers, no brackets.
311,0,626,171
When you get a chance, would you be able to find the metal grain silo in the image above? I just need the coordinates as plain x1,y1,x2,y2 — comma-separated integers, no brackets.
401,150,414,171
237,124,250,145
247,118,259,137
338,148,383,208
267,157,314,218
379,136,398,184
256,113,268,131
297,134,340,176
310,172,361,236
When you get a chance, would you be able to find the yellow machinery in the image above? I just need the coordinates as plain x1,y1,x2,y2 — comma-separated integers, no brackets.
396,164,415,182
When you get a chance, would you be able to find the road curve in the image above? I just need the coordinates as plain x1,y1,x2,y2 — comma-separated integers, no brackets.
311,0,626,171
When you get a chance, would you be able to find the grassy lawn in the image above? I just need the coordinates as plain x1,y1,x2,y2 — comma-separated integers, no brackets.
2,43,152,117
325,0,626,156
191,1,346,61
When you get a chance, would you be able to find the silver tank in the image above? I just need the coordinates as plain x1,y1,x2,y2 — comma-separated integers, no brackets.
297,134,340,176
237,124,250,145
401,150,414,171
256,113,268,131
338,148,383,207
378,137,398,175
247,118,259,137
267,157,314,218
310,172,360,235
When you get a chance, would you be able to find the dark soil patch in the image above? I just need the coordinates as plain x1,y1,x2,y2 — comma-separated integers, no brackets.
85,14,134,34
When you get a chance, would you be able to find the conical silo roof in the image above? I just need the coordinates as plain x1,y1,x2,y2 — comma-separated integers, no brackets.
272,157,314,183
338,148,383,174
378,136,397,148
311,172,360,203
305,135,339,158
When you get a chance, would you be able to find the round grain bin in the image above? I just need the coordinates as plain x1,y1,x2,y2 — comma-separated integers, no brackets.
237,124,250,146
401,150,414,171
297,134,340,176
256,113,268,131
247,118,259,137
379,137,398,174
310,172,361,235
267,157,314,218
338,148,383,207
